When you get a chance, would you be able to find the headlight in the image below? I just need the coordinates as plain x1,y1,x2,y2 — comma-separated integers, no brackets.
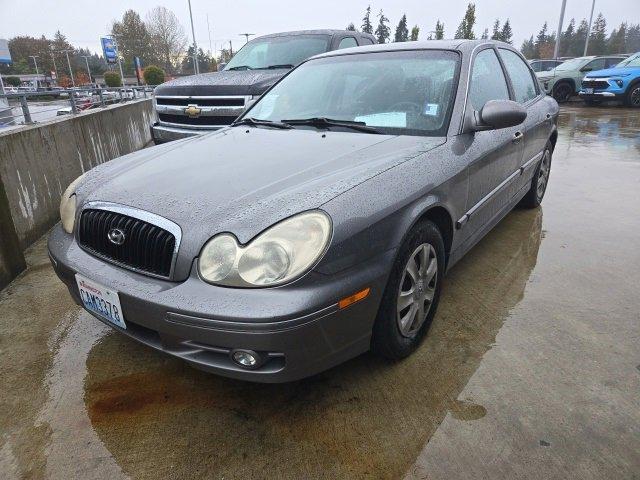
59,174,85,233
198,211,332,287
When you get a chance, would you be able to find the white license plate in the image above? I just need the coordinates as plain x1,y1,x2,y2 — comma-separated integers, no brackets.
76,274,126,329
585,88,594,94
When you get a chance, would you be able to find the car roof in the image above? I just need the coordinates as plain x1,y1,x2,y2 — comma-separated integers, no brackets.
255,29,376,41
309,39,518,60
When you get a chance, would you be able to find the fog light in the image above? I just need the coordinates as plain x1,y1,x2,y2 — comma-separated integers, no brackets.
615,80,624,88
231,350,259,368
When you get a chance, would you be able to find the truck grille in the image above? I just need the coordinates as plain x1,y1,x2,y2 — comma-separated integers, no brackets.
582,79,609,90
78,209,176,278
155,95,248,129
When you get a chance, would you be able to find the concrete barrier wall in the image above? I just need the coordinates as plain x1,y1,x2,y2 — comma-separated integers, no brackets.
0,99,153,288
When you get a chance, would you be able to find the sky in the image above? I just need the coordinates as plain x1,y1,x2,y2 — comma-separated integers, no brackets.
1,0,639,58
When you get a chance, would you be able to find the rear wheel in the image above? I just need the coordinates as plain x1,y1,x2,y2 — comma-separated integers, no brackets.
553,82,573,103
371,221,445,359
625,84,640,107
520,141,552,208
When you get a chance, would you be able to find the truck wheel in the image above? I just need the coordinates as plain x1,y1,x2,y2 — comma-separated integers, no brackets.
371,220,445,360
553,82,573,103
520,141,553,209
625,84,640,107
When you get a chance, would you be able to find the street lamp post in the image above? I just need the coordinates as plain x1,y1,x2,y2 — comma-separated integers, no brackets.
584,0,596,56
554,0,567,59
62,50,75,87
81,55,92,84
29,55,39,88
187,0,200,74
50,48,58,82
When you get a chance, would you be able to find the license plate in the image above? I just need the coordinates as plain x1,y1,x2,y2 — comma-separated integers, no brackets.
76,274,126,329
585,88,594,94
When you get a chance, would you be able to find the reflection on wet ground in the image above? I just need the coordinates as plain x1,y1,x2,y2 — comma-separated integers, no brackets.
1,106,639,479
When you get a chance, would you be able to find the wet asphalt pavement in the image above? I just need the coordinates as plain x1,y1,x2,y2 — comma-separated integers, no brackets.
1,106,639,479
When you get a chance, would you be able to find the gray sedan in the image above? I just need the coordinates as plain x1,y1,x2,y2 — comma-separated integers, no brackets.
48,40,558,382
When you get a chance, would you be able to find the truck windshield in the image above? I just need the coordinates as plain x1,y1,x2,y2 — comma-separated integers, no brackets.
245,50,460,137
224,35,330,70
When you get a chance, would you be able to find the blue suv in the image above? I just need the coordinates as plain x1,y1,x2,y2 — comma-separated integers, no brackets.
579,52,640,107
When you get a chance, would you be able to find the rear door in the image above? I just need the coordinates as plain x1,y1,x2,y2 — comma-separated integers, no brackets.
498,48,551,191
462,47,525,239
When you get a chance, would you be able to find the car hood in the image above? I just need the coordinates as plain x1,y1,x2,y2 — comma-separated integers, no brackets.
585,67,634,78
78,128,444,278
153,70,289,97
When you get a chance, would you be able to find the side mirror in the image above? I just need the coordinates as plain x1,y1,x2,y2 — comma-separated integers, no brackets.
473,99,527,131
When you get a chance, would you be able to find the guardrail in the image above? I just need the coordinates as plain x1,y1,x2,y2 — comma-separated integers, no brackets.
0,86,154,128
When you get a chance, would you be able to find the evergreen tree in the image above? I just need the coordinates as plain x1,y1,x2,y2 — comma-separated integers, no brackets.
435,20,445,40
410,25,420,41
521,35,536,59
111,10,154,74
560,18,576,57
375,10,391,44
481,28,489,40
607,23,627,54
394,14,409,42
573,19,590,57
454,3,476,40
626,24,640,52
362,6,373,34
346,23,357,32
588,13,607,55
491,19,501,40
500,20,513,44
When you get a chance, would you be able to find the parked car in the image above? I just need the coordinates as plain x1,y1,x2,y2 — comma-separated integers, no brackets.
536,55,627,102
150,29,376,143
529,58,565,73
49,40,558,382
579,52,640,107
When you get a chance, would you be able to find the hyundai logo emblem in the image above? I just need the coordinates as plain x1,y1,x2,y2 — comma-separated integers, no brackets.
107,228,126,246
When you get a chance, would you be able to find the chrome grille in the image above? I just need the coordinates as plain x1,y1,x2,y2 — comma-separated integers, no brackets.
78,207,177,278
155,95,248,129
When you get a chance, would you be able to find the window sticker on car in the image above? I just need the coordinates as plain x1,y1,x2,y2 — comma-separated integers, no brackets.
354,112,407,128
424,103,440,116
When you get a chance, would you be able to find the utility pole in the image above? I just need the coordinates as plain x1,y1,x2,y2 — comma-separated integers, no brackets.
81,55,92,84
229,40,233,56
584,0,596,56
50,48,58,81
239,33,255,44
207,14,213,55
29,55,39,88
187,0,200,74
62,50,75,87
553,0,567,59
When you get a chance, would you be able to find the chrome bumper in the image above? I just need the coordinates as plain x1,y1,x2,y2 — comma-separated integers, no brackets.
151,123,205,143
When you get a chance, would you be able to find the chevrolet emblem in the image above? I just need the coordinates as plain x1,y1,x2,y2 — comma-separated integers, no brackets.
184,104,202,117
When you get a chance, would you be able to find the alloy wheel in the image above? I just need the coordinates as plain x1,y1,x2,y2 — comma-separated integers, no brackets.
537,150,551,200
554,84,572,103
631,87,640,107
397,243,438,338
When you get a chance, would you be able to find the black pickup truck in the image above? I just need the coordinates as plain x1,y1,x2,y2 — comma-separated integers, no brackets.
151,29,376,143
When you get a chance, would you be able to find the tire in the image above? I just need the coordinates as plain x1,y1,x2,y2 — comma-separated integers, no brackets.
371,220,445,360
552,82,573,103
520,140,553,209
625,83,640,108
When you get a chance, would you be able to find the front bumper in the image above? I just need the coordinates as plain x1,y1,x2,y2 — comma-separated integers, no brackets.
578,91,622,100
151,123,215,144
48,224,393,382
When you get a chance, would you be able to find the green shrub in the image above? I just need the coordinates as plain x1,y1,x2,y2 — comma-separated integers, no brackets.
143,65,165,86
4,76,21,87
104,71,122,87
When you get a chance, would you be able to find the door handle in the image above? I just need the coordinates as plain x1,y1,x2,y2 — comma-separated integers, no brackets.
512,131,524,143
546,113,552,120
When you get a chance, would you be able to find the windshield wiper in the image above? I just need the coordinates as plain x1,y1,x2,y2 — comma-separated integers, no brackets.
227,65,254,71
282,117,381,134
265,64,295,69
231,117,292,129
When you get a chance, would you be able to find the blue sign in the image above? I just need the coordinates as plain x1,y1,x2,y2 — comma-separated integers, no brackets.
0,39,11,64
101,37,117,64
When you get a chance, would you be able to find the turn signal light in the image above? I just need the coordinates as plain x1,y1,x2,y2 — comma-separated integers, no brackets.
338,287,371,310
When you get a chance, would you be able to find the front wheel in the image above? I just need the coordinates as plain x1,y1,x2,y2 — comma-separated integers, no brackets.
553,82,573,103
520,141,552,208
371,220,445,359
625,84,640,107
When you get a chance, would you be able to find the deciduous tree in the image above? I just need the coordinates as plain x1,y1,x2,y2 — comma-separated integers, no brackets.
146,6,187,74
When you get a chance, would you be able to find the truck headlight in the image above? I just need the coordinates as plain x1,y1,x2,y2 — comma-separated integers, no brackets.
59,174,85,233
198,211,332,287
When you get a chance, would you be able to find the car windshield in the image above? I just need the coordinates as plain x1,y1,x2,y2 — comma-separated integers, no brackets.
616,53,640,68
555,57,590,71
245,50,460,136
224,35,330,70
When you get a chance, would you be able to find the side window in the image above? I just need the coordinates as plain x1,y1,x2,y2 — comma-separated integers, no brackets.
469,49,510,110
605,57,621,68
338,37,358,49
583,58,605,72
500,48,538,103
360,37,374,45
